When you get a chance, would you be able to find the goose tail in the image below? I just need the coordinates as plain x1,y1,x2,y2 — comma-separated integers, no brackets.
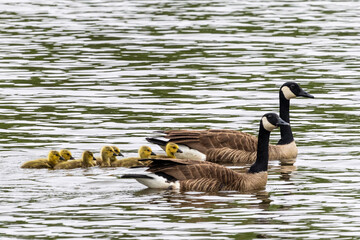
121,174,153,179
121,173,180,189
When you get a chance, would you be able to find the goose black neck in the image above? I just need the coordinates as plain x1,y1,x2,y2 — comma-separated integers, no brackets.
278,90,294,145
248,123,270,173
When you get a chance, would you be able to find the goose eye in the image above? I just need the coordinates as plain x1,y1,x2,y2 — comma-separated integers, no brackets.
290,84,295,89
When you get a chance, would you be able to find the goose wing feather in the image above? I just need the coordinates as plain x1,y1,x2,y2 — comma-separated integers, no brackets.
141,158,267,192
162,129,258,153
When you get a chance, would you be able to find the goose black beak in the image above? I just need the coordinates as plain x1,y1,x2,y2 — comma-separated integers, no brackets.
93,156,96,160
113,153,118,156
276,117,290,126
298,89,314,98
177,149,183,153
150,151,156,156
59,156,65,161
118,152,124,157
70,156,75,160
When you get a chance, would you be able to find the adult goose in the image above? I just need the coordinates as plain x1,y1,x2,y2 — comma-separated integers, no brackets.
122,113,288,192
147,82,313,163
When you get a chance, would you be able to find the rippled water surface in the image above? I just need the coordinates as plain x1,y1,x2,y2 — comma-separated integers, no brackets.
1,0,360,239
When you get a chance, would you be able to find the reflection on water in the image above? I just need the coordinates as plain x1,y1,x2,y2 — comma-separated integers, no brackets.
1,0,360,239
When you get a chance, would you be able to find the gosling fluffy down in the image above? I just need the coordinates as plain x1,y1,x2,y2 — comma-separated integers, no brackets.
96,146,117,167
21,150,65,169
59,149,75,161
54,151,96,169
109,146,124,163
150,142,182,159
111,146,155,168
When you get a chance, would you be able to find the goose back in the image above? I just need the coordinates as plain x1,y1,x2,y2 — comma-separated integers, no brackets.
163,129,258,153
141,158,267,192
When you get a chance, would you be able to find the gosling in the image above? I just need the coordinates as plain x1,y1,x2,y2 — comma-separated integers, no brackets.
59,149,75,161
96,146,117,167
111,146,155,168
21,151,64,169
151,142,182,159
109,146,124,164
54,151,96,169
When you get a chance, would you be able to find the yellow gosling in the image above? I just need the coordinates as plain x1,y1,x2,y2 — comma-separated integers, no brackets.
111,146,155,168
110,146,124,163
21,151,64,169
54,151,96,169
35,149,74,162
96,146,117,167
151,142,183,159
59,149,75,161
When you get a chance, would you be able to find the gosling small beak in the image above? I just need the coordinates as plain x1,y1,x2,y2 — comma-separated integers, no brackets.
276,117,290,126
298,89,314,98
70,156,75,160
59,156,65,161
113,153,117,156
93,156,96,160
177,149,183,153
150,151,156,156
118,152,124,157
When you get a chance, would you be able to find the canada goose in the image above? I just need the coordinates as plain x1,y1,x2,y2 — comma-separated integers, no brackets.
59,149,75,161
21,150,65,169
111,146,156,168
122,113,288,192
149,142,183,159
54,151,96,169
147,82,313,163
96,146,117,167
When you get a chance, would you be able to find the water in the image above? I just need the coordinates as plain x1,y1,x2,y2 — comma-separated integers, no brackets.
1,0,360,239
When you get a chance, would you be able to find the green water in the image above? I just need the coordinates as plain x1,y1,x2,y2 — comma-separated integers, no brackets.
1,0,360,239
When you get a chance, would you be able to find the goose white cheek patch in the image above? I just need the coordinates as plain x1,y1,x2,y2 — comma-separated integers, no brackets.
281,86,297,100
262,117,277,132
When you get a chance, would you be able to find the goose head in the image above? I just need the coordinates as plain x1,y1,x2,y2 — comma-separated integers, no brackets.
101,146,117,159
280,82,314,100
138,146,155,159
59,149,74,161
111,146,124,157
82,150,96,165
48,150,65,167
261,113,289,132
165,142,182,158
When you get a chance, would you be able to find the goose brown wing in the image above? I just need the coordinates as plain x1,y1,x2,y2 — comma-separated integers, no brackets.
142,158,240,184
162,129,258,153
